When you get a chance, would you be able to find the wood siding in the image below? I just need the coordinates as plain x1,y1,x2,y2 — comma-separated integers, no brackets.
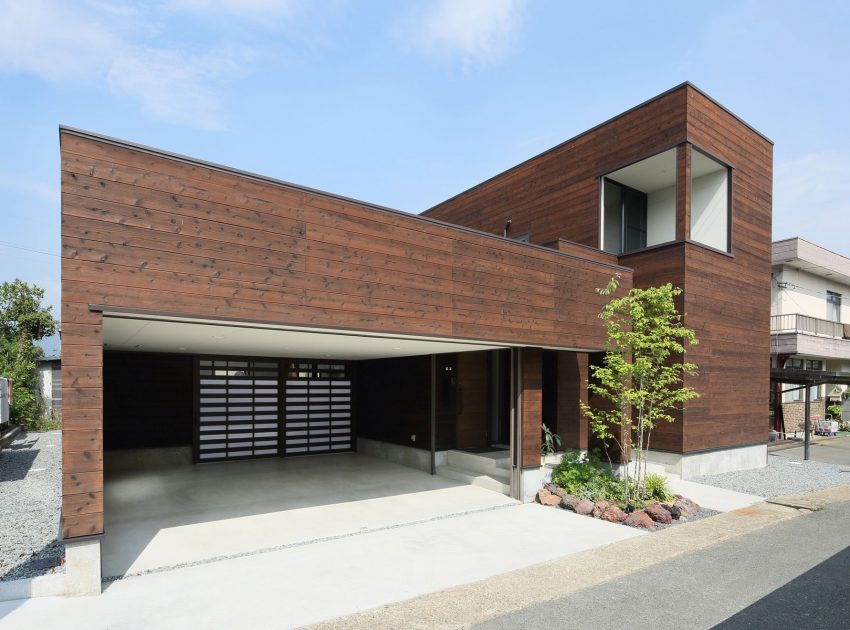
60,131,633,538
520,348,543,467
455,351,490,449
424,83,773,455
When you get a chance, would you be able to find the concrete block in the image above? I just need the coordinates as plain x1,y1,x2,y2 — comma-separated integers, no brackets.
64,538,101,597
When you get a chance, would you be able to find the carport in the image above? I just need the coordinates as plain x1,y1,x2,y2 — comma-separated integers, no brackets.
100,313,516,578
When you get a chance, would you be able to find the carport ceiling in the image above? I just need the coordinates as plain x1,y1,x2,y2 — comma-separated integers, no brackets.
102,316,507,360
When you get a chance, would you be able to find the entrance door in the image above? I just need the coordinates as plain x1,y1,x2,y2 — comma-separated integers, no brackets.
282,360,354,455
194,357,354,462
195,357,282,462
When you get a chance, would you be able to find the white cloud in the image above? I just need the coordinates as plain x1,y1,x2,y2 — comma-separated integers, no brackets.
401,0,526,67
164,0,297,21
0,0,251,129
774,151,850,253
0,0,120,81
0,173,59,203
107,47,248,131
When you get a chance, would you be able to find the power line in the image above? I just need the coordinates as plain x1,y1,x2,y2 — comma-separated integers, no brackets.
0,240,60,258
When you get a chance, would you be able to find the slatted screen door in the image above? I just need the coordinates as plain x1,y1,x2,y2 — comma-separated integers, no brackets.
195,357,353,462
283,360,354,455
195,358,281,462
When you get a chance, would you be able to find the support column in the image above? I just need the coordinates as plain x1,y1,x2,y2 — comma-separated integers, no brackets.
430,354,436,475
804,383,811,461
64,538,102,596
520,348,543,468
676,143,692,241
60,306,104,595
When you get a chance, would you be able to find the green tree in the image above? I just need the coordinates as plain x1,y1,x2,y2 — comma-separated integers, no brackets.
582,276,699,505
0,280,57,429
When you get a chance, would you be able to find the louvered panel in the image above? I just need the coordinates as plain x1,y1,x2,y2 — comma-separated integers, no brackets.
283,360,353,455
196,358,280,462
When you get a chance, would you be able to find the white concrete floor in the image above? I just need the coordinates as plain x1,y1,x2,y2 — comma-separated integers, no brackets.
102,453,518,578
1,502,644,629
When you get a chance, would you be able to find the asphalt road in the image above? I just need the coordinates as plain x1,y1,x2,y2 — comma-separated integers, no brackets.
771,436,850,466
477,498,850,630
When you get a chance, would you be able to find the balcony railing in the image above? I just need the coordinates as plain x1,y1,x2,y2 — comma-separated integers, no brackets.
771,313,849,339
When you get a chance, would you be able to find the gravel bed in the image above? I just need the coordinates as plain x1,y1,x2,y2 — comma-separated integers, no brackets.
0,430,64,581
654,507,719,530
692,454,850,498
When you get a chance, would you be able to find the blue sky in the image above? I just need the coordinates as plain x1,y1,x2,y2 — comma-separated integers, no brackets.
2,0,850,346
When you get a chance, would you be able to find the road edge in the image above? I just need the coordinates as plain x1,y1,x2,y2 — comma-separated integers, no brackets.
308,484,850,630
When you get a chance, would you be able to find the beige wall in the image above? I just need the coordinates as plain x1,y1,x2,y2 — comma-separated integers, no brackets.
771,266,850,322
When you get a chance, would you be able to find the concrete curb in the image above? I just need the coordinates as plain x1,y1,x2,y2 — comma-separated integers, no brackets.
309,484,850,630
0,573,64,602
0,425,22,450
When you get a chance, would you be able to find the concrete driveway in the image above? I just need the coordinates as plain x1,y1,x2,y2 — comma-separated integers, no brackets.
0,497,643,629
770,435,850,466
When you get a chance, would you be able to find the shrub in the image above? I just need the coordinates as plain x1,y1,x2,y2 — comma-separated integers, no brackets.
541,423,561,456
551,449,621,503
642,473,674,503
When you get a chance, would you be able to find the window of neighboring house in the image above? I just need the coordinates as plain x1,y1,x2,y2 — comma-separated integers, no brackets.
827,291,842,322
782,359,823,402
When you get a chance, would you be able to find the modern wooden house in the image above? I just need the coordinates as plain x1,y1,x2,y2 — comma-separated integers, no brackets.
59,82,773,594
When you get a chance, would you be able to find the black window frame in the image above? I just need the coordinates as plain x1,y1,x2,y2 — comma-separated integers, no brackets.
602,177,648,254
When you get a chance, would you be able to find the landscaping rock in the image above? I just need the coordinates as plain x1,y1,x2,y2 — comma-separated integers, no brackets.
543,482,559,493
536,488,561,506
673,497,700,519
574,499,595,516
599,505,627,523
623,510,655,529
645,503,673,524
541,494,561,506
535,488,552,504
559,496,578,511
592,500,612,518
662,504,681,520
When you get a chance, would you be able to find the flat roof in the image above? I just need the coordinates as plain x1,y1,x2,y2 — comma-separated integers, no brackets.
773,237,850,285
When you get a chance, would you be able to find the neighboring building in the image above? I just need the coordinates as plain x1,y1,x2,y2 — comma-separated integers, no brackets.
36,354,62,419
58,82,773,593
771,238,850,432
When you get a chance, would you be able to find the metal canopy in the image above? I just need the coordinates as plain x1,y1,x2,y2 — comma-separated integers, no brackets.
770,367,850,461
771,367,850,386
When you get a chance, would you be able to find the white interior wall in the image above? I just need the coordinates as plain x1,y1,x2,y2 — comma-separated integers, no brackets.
691,170,728,251
646,184,676,246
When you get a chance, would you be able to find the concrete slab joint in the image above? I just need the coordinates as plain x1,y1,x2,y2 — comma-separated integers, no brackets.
64,538,102,597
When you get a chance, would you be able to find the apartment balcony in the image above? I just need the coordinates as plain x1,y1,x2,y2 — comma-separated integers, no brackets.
771,313,850,360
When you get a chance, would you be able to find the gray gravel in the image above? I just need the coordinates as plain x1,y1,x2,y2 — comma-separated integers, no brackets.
692,454,850,498
0,430,64,581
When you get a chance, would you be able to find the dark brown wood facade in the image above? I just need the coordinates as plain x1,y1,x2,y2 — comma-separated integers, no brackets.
425,82,773,456
60,130,632,539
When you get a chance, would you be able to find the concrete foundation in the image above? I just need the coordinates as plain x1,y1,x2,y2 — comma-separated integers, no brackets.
63,538,101,597
357,438,447,474
517,466,554,503
645,444,768,479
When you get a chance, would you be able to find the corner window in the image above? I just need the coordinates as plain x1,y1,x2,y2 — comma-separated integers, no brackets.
827,291,841,322
601,149,676,254
690,150,730,252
